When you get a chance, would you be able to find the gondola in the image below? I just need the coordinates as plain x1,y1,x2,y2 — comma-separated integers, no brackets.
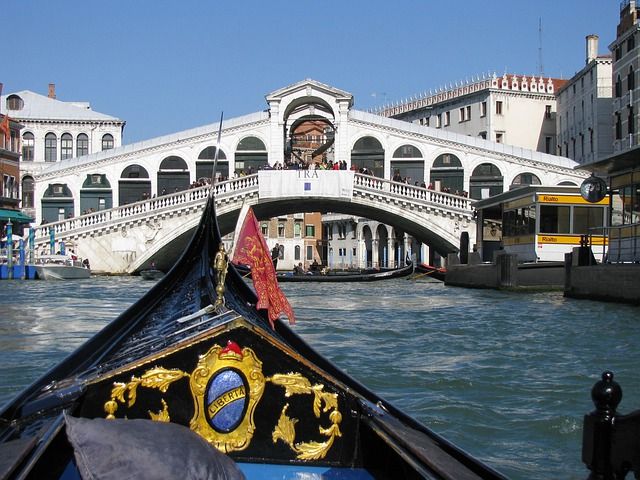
236,262,415,282
0,186,506,480
415,263,447,282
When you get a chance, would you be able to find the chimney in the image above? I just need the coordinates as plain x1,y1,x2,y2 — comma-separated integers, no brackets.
48,83,56,99
586,34,599,64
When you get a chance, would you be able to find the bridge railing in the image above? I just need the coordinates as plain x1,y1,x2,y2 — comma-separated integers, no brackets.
34,175,259,242
353,173,473,213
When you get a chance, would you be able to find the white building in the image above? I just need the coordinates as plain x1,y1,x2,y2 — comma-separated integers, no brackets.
610,0,640,155
0,84,125,219
377,73,565,159
556,35,613,164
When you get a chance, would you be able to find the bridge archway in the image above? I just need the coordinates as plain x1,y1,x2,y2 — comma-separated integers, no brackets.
351,136,384,177
235,136,267,174
41,183,74,222
197,146,227,181
80,174,112,213
391,145,424,184
431,153,464,193
470,163,503,200
119,164,151,205
157,155,189,194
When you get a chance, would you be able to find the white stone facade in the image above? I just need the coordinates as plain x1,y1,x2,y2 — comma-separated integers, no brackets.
377,73,562,155
556,35,613,164
1,85,124,218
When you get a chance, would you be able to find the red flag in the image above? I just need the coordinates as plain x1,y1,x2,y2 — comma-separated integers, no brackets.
232,207,295,328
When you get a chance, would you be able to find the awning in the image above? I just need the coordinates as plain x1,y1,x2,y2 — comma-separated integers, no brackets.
0,209,34,223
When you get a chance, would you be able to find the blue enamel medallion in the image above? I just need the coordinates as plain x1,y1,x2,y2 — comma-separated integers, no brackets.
205,368,248,432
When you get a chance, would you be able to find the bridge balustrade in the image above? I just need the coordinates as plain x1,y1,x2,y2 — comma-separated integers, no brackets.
33,175,259,243
353,173,473,212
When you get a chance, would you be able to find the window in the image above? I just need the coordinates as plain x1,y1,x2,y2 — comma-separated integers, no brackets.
628,34,635,52
101,134,114,151
616,112,622,140
496,132,503,143
545,136,552,154
77,133,89,157
616,75,622,98
496,101,503,115
306,246,313,261
261,223,268,236
459,108,465,122
294,245,301,260
6,95,24,110
45,133,57,162
466,105,471,121
539,205,570,234
294,223,301,237
22,132,34,161
480,101,487,117
573,206,604,234
61,133,73,160
278,223,285,237
545,105,552,119
22,176,34,208
628,67,635,92
305,225,315,237
629,106,635,135
436,114,442,128
444,111,450,126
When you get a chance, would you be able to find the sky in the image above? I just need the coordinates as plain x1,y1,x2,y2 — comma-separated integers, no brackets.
3,0,619,144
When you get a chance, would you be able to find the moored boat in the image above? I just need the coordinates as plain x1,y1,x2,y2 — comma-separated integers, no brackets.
34,254,91,280
237,262,414,282
0,187,506,479
139,268,165,280
415,263,446,282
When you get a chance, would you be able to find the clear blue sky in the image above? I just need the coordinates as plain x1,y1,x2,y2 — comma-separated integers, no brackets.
3,0,618,144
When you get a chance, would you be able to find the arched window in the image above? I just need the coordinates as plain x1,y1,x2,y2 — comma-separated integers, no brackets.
236,136,267,174
197,146,228,180
101,133,114,151
77,133,89,157
61,133,73,160
470,163,503,200
391,145,424,183
21,176,34,208
158,156,189,193
616,75,622,98
45,133,57,162
351,136,384,177
6,94,24,111
628,66,635,92
294,245,301,260
430,153,464,193
22,132,34,162
511,172,541,187
119,165,151,205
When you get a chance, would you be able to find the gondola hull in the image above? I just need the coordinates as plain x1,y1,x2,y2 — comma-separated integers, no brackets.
237,264,414,282
0,188,505,480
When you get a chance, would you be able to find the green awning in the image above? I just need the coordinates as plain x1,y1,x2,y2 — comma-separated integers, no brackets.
0,209,34,223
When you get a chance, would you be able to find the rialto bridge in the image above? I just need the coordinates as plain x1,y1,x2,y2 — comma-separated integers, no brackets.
31,79,588,273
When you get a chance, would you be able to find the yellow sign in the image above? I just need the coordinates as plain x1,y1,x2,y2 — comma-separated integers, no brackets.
537,194,608,205
536,235,607,245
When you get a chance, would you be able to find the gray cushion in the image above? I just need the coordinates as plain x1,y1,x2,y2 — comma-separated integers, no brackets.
64,412,245,480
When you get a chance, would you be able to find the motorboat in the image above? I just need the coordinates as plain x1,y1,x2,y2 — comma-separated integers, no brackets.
34,254,91,280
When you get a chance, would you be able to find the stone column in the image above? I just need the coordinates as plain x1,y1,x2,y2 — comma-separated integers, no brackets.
268,99,283,165
372,239,379,268
388,237,395,267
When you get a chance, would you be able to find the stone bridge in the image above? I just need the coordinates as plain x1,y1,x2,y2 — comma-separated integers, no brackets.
32,171,474,274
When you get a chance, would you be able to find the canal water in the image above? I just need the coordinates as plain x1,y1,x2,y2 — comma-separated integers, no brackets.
0,275,638,479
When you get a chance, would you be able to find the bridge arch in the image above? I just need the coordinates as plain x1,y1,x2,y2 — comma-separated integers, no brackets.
158,155,189,194
119,164,151,205
509,171,541,188
235,135,268,173
80,173,112,213
41,183,74,222
351,135,385,177
469,162,504,200
430,152,465,193
197,146,228,181
390,144,424,184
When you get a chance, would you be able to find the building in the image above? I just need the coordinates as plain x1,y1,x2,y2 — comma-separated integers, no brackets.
0,111,32,235
556,35,613,164
0,84,125,219
611,0,640,156
376,73,566,156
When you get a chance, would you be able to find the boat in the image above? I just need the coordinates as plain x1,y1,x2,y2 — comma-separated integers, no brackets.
415,263,446,282
236,262,414,282
34,254,91,280
0,186,506,479
139,268,165,280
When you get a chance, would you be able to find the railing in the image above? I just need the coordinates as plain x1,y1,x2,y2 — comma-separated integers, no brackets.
34,175,260,242
590,224,640,263
33,172,472,244
353,173,473,213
